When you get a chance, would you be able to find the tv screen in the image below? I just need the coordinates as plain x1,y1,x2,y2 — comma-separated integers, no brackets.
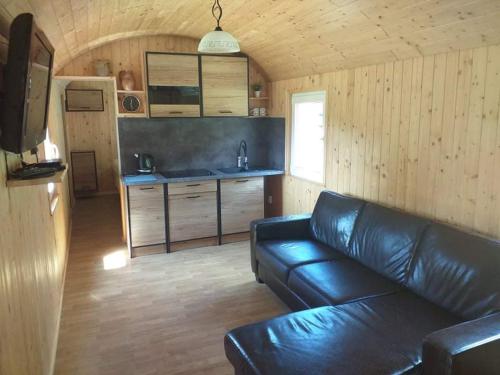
1,13,54,154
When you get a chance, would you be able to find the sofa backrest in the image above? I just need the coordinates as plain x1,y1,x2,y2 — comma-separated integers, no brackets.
309,191,365,254
406,224,500,320
348,203,429,283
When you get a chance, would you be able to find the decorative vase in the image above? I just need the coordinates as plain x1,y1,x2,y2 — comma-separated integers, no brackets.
94,60,111,76
119,70,135,91
255,90,261,98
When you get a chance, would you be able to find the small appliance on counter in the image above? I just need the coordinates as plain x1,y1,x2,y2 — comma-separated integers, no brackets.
134,153,155,174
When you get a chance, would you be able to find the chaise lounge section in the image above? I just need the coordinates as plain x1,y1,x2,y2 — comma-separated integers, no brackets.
225,191,500,374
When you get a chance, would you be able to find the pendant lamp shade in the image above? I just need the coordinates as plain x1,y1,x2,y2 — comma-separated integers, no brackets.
198,0,240,54
198,29,240,53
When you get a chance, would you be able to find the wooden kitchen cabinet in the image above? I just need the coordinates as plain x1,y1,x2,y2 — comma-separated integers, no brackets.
201,55,249,117
146,52,201,118
147,53,199,87
128,184,166,247
168,181,218,242
221,177,264,235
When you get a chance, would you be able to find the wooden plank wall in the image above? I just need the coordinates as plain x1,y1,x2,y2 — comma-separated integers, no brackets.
269,43,500,239
57,35,269,96
64,80,119,193
0,83,72,374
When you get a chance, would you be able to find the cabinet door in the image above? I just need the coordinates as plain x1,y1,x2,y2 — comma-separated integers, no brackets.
201,56,248,117
168,180,217,195
168,192,218,242
71,151,97,195
129,185,166,247
147,53,199,86
221,177,264,235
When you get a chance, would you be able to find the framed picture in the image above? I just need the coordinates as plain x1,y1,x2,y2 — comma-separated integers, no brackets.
65,89,104,112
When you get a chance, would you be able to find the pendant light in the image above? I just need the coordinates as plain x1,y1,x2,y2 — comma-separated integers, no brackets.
198,0,240,54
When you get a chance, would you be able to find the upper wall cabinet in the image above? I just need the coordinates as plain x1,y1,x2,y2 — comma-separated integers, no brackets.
201,56,249,117
147,53,199,86
146,53,201,118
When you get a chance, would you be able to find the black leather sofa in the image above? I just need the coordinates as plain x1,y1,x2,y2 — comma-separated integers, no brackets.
224,191,500,374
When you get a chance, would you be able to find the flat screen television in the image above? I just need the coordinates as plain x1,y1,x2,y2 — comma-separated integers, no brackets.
1,13,54,154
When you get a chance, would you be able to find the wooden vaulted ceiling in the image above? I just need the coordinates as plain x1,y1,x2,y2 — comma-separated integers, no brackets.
0,0,500,80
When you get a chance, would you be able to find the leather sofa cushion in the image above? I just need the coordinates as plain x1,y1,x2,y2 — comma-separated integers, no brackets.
225,292,461,375
255,240,346,284
309,191,365,255
288,259,401,307
407,223,500,320
349,203,428,283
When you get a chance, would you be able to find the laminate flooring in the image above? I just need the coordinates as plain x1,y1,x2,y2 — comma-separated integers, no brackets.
55,195,287,374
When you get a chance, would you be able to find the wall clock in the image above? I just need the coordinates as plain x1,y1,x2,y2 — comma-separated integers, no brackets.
121,94,141,112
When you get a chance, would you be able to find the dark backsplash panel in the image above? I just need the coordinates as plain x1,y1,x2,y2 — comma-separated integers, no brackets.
118,117,285,174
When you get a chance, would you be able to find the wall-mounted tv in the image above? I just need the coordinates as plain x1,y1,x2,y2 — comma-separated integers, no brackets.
0,13,54,154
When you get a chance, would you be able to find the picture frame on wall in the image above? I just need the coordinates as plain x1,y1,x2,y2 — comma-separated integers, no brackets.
65,89,104,112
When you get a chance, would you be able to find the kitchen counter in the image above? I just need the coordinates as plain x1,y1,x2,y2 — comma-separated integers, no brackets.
121,168,284,186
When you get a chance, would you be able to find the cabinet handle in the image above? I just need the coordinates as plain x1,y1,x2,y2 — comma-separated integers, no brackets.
186,183,201,187
169,111,183,114
139,187,155,190
235,180,249,183
186,195,201,199
219,110,233,114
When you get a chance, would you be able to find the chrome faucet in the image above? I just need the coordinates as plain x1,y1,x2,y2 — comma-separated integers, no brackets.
237,140,248,170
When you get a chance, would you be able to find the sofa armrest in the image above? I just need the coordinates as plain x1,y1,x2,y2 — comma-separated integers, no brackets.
250,214,312,273
422,313,500,375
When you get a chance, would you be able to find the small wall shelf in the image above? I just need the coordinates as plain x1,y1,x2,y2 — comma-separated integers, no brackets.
117,90,147,118
7,166,68,188
249,97,269,100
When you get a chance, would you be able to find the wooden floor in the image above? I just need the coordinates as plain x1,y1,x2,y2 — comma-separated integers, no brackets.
55,195,287,375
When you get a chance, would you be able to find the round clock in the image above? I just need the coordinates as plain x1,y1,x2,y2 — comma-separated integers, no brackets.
122,94,141,112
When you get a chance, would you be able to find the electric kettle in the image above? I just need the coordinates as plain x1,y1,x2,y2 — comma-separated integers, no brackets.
134,153,155,174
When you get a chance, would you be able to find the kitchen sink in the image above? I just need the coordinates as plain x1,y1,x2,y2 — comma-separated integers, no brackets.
218,167,265,174
160,169,217,179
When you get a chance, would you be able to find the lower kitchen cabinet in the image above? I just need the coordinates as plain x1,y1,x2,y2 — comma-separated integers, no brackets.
168,182,218,242
129,184,166,247
221,177,264,235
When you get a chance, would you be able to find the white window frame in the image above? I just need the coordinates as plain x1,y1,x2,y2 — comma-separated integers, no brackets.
290,90,326,185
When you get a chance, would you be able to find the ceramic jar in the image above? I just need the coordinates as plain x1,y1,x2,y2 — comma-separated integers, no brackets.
119,70,135,91
94,60,111,76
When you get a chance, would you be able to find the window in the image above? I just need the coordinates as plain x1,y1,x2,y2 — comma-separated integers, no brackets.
290,91,326,184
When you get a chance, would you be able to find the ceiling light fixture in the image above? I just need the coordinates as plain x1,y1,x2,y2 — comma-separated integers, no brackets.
198,0,240,54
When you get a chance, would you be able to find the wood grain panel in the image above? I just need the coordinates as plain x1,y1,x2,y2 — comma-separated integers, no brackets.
0,79,71,375
221,177,264,235
168,192,218,242
269,43,500,239
129,184,166,247
147,53,199,86
201,55,249,117
3,1,500,81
